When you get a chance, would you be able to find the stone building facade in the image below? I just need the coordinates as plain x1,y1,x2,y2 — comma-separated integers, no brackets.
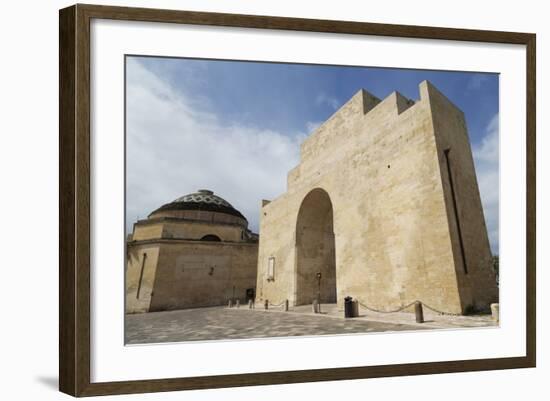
256,81,498,314
126,190,258,313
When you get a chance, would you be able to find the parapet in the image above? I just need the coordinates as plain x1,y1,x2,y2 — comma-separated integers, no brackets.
299,87,417,163
286,81,464,191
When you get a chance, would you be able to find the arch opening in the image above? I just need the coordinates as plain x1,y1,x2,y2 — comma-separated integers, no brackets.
295,188,336,306
200,234,222,242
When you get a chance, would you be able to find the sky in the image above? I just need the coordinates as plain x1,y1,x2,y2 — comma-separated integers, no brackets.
126,56,499,254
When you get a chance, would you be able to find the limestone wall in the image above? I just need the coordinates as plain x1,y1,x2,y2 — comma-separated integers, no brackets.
131,222,163,241
132,218,245,242
160,219,244,242
256,81,497,314
126,244,161,313
425,82,498,310
126,240,257,313
149,241,258,311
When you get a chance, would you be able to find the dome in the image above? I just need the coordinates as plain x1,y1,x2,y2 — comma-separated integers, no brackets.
149,189,246,221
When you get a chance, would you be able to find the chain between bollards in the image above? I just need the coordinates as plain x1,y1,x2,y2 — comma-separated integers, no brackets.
265,299,290,311
355,299,462,317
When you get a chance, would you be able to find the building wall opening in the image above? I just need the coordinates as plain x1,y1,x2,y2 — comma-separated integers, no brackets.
295,188,336,306
200,234,222,242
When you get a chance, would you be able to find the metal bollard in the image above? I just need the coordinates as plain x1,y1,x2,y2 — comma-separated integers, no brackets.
264,300,269,310
415,301,424,323
491,303,499,322
352,300,359,317
284,299,289,312
248,299,253,309
228,299,233,308
312,299,319,313
236,299,240,308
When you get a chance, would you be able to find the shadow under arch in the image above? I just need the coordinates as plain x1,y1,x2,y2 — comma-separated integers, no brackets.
200,234,221,242
295,188,336,306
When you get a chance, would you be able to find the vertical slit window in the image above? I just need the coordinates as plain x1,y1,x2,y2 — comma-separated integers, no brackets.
137,252,147,299
444,149,468,275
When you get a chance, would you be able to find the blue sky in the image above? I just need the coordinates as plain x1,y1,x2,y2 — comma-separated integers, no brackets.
126,56,499,254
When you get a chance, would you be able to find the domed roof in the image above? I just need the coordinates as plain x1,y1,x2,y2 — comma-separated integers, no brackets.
173,190,233,208
149,189,246,220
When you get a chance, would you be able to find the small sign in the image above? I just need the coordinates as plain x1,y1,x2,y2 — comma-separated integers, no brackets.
267,257,275,281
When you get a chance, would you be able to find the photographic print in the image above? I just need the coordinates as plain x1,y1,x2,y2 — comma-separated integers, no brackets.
59,5,535,395
124,56,500,345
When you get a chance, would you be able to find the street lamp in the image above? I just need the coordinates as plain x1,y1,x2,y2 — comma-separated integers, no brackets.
316,272,322,313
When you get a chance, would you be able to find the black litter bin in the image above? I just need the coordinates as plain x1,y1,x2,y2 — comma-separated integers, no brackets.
344,296,354,318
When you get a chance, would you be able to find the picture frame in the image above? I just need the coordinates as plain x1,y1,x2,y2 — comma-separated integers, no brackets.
59,3,536,397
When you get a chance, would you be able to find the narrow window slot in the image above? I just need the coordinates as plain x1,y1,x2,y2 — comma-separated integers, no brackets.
137,252,147,299
444,149,468,275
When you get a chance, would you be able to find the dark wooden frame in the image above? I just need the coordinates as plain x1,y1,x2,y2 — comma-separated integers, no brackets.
59,3,536,397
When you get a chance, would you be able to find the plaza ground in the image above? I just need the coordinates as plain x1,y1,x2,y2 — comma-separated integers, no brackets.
125,303,496,344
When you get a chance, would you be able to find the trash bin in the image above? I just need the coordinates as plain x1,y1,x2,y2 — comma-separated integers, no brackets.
344,296,354,318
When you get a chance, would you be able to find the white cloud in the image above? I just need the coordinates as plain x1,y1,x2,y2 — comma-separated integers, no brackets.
126,59,303,233
315,93,340,110
472,114,499,254
466,74,489,91
127,60,499,254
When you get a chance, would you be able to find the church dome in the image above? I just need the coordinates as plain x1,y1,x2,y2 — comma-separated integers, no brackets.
149,189,247,222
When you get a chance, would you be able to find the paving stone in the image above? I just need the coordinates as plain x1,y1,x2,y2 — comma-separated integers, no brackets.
125,306,430,344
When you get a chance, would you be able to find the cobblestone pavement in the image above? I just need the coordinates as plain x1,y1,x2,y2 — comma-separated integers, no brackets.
290,304,497,329
125,306,430,344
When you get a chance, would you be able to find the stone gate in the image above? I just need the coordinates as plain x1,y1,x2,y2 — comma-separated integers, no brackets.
255,81,498,314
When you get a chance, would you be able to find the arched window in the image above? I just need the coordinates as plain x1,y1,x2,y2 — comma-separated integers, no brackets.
200,234,222,242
